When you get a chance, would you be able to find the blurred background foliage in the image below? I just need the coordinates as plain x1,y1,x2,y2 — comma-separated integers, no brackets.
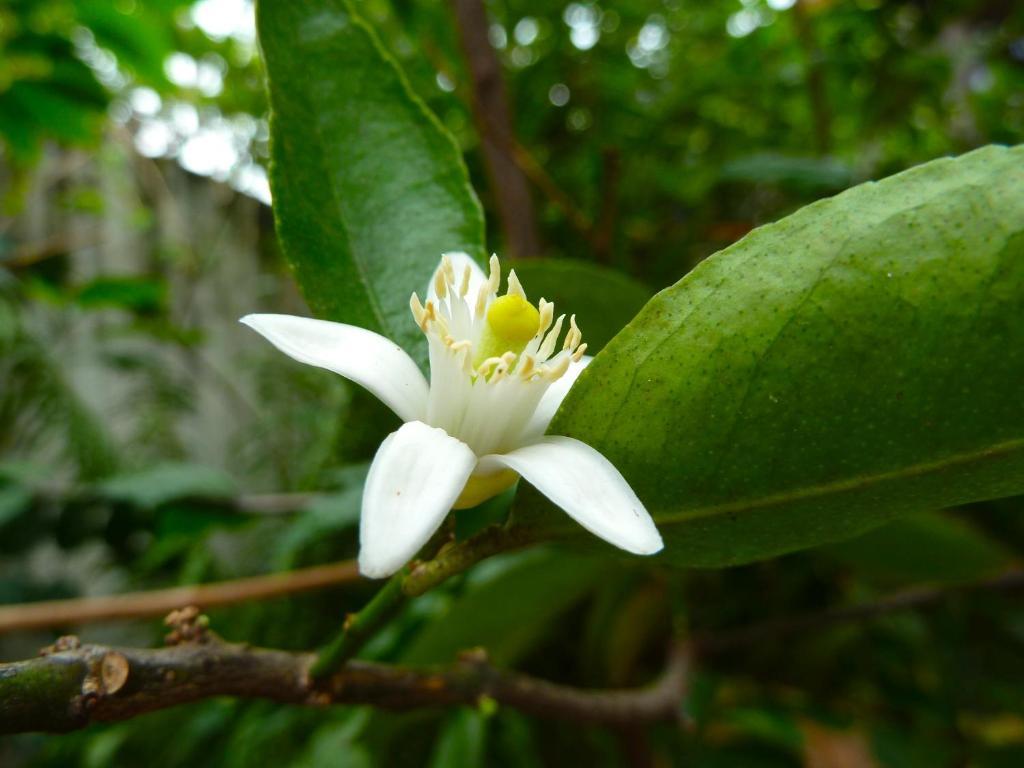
2,0,1024,765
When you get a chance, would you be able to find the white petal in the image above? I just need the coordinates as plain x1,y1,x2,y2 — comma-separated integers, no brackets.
522,356,592,440
478,437,662,555
429,251,487,303
240,314,428,422
359,421,478,578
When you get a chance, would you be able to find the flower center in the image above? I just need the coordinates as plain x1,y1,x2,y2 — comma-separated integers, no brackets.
410,253,589,456
475,294,540,365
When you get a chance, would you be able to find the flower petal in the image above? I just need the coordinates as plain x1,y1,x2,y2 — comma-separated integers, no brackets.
429,251,488,303
240,313,428,422
360,421,478,578
478,437,662,555
522,356,592,440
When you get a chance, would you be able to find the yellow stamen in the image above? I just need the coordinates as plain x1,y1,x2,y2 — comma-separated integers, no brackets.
506,269,526,299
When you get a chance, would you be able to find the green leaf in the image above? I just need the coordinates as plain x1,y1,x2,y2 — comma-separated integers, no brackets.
824,510,1013,585
510,258,653,352
518,145,1024,567
75,277,166,313
256,0,485,363
0,484,32,528
428,710,488,768
719,153,854,192
272,487,362,569
401,549,605,666
73,1,173,88
99,463,237,509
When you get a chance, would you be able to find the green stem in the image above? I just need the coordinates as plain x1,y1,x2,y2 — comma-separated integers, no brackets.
310,572,408,678
402,524,534,597
312,523,530,677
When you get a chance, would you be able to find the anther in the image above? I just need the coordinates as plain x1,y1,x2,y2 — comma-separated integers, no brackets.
538,314,565,360
517,355,535,378
410,293,426,326
545,354,570,381
507,269,526,299
487,255,500,294
564,315,581,350
536,299,554,338
433,270,448,300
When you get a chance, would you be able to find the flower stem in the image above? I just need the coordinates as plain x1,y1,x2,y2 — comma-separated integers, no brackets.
311,523,532,677
309,572,408,678
402,524,534,597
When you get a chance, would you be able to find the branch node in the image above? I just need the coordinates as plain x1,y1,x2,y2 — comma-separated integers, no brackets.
164,605,211,645
40,635,81,656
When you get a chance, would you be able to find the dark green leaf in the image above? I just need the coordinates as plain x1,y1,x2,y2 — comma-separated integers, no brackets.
100,463,237,509
824,510,1013,585
256,0,486,363
401,549,605,666
720,153,854,192
75,277,166,312
0,484,32,527
519,146,1024,567
428,710,488,768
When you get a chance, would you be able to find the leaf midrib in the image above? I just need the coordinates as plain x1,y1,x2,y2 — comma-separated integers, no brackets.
656,436,1024,525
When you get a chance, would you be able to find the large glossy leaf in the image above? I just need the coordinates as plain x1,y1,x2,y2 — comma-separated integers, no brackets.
256,0,485,361
516,145,1024,567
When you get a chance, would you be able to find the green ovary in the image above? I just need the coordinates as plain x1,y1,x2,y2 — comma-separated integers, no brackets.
474,295,540,366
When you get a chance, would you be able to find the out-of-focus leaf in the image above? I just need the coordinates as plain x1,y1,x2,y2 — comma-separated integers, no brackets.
725,707,804,752
720,153,853,191
402,548,605,666
517,146,1024,567
825,510,1014,585
298,712,374,768
72,0,173,88
428,710,488,768
4,81,102,145
0,483,32,527
75,277,166,313
273,486,362,569
256,0,485,364
510,258,653,352
99,463,237,509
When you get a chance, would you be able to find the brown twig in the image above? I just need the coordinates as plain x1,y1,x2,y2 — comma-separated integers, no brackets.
0,629,690,734
0,561,361,634
449,0,541,259
593,147,622,263
421,26,598,249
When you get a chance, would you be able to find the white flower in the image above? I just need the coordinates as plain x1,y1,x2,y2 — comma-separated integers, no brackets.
241,252,663,578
